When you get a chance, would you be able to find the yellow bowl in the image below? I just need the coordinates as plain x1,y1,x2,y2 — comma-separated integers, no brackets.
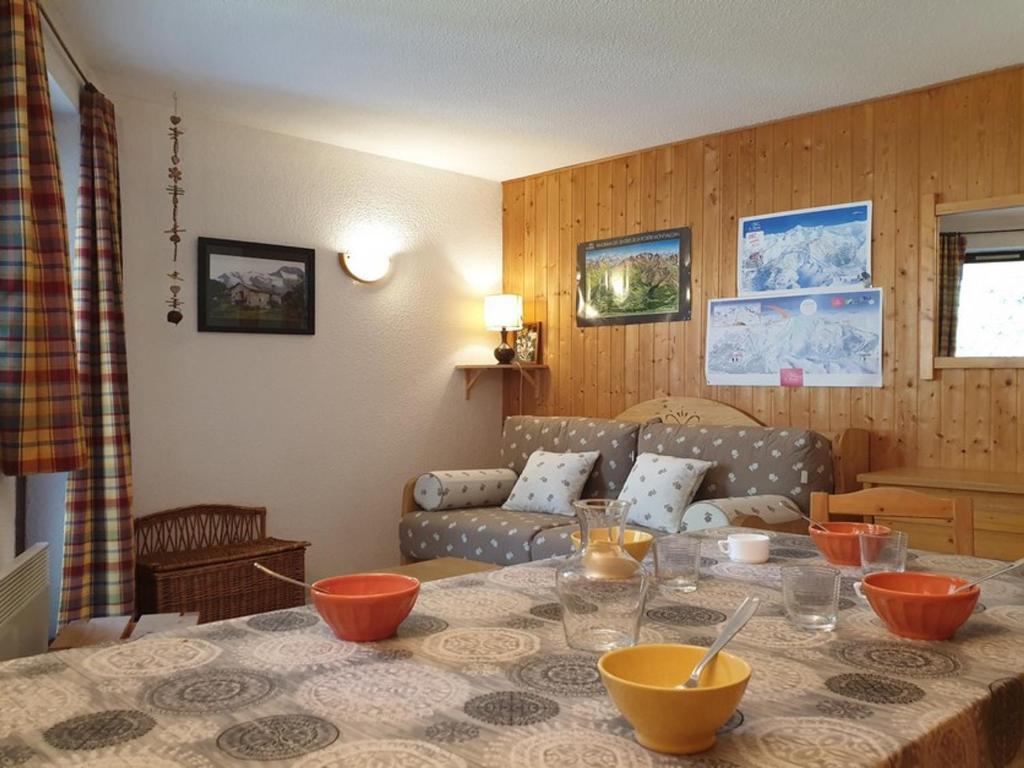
570,527,654,561
598,644,751,755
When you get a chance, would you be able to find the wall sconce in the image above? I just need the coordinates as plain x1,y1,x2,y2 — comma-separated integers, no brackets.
339,251,391,283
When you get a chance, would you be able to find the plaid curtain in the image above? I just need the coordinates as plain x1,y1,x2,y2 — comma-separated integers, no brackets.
937,233,966,357
61,87,134,622
0,0,85,475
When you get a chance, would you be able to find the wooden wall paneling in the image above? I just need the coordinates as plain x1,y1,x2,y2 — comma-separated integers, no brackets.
733,130,757,418
751,125,774,423
637,151,657,402
917,86,943,466
557,169,573,416
503,179,525,417
716,131,740,409
653,147,673,398
991,72,1021,472
771,121,794,426
623,156,641,410
570,168,586,416
1020,68,1024,474
583,164,601,415
543,172,559,414
787,116,814,428
893,93,921,467
809,111,833,432
702,136,722,404
668,142,688,398
939,81,969,469
532,175,549,413
610,159,628,416
849,102,875,437
963,76,996,470
502,66,1024,475
684,139,704,399
596,162,613,417
829,107,854,433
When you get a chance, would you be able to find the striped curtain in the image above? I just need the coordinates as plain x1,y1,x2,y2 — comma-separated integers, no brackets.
61,87,134,622
937,233,966,357
0,0,86,475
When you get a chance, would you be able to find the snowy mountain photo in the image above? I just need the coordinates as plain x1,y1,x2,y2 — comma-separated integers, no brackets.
738,202,872,295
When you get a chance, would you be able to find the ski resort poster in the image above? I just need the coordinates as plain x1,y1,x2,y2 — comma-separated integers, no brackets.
705,288,883,388
737,201,872,296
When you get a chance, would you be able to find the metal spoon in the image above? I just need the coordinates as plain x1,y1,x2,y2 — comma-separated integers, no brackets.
794,510,830,533
254,562,330,595
679,597,760,689
952,556,1024,594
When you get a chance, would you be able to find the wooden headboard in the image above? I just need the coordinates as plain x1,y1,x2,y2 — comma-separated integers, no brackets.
616,397,869,494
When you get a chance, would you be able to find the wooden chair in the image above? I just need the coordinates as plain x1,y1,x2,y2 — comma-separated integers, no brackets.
810,488,974,555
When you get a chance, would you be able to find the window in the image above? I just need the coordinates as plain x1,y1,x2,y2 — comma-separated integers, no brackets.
954,253,1024,357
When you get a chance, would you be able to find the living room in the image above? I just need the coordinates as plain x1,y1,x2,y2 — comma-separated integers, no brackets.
2,1,1024,765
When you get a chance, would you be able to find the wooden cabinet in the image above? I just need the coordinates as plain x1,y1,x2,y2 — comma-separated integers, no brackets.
858,468,1024,559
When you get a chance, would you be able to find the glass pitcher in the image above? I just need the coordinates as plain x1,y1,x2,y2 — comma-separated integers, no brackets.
555,499,650,652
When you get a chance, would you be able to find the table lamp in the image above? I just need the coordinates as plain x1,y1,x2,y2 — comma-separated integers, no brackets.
484,294,523,364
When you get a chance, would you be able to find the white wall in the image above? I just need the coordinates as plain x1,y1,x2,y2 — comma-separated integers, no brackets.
117,97,504,581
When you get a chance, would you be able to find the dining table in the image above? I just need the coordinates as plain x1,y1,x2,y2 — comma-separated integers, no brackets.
2,526,1023,767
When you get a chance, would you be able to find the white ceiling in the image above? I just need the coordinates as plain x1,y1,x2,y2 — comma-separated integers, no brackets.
50,0,1024,181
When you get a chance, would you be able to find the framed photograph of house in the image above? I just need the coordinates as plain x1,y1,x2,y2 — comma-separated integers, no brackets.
197,238,315,334
515,322,542,363
576,227,691,327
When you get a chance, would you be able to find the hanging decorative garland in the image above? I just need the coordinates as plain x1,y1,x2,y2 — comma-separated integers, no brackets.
165,94,185,324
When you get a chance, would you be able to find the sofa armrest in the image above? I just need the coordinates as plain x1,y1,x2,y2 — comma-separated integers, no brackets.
819,428,870,494
402,476,421,517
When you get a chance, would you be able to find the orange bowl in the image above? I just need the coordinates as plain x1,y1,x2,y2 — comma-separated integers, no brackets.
311,573,420,642
809,522,891,566
861,571,979,641
570,528,654,562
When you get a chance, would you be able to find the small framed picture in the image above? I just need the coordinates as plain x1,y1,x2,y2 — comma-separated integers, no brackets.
515,322,542,363
198,238,315,334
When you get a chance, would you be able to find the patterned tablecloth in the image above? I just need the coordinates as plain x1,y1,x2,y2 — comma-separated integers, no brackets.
3,527,1024,767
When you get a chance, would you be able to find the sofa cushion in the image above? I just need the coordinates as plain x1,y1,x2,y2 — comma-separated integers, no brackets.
503,450,599,516
620,453,713,533
400,508,569,565
638,425,833,512
500,416,639,498
414,469,517,511
528,523,579,561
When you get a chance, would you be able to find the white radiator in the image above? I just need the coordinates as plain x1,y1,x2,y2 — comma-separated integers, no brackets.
0,543,49,661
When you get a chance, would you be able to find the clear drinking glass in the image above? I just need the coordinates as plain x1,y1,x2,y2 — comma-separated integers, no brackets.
859,530,908,575
555,499,650,652
653,534,702,594
781,564,840,631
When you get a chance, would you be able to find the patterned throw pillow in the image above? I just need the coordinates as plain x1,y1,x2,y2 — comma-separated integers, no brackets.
619,453,713,533
414,469,519,511
502,449,600,516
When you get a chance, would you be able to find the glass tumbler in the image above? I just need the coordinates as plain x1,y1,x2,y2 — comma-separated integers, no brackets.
781,564,840,631
653,534,703,594
859,530,908,575
555,499,650,652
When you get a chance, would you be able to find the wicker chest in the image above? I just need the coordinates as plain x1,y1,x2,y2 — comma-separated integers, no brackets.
134,504,310,623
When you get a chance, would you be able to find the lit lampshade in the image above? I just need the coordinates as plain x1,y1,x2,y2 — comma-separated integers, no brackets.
484,294,523,331
483,294,523,364
339,251,391,283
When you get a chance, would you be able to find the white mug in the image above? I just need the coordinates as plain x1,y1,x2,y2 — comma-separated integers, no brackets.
717,533,770,564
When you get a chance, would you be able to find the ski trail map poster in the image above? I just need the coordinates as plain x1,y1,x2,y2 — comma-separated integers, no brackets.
738,202,872,296
705,289,883,388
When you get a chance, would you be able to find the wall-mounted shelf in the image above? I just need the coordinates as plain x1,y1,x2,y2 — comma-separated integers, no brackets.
455,364,548,400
